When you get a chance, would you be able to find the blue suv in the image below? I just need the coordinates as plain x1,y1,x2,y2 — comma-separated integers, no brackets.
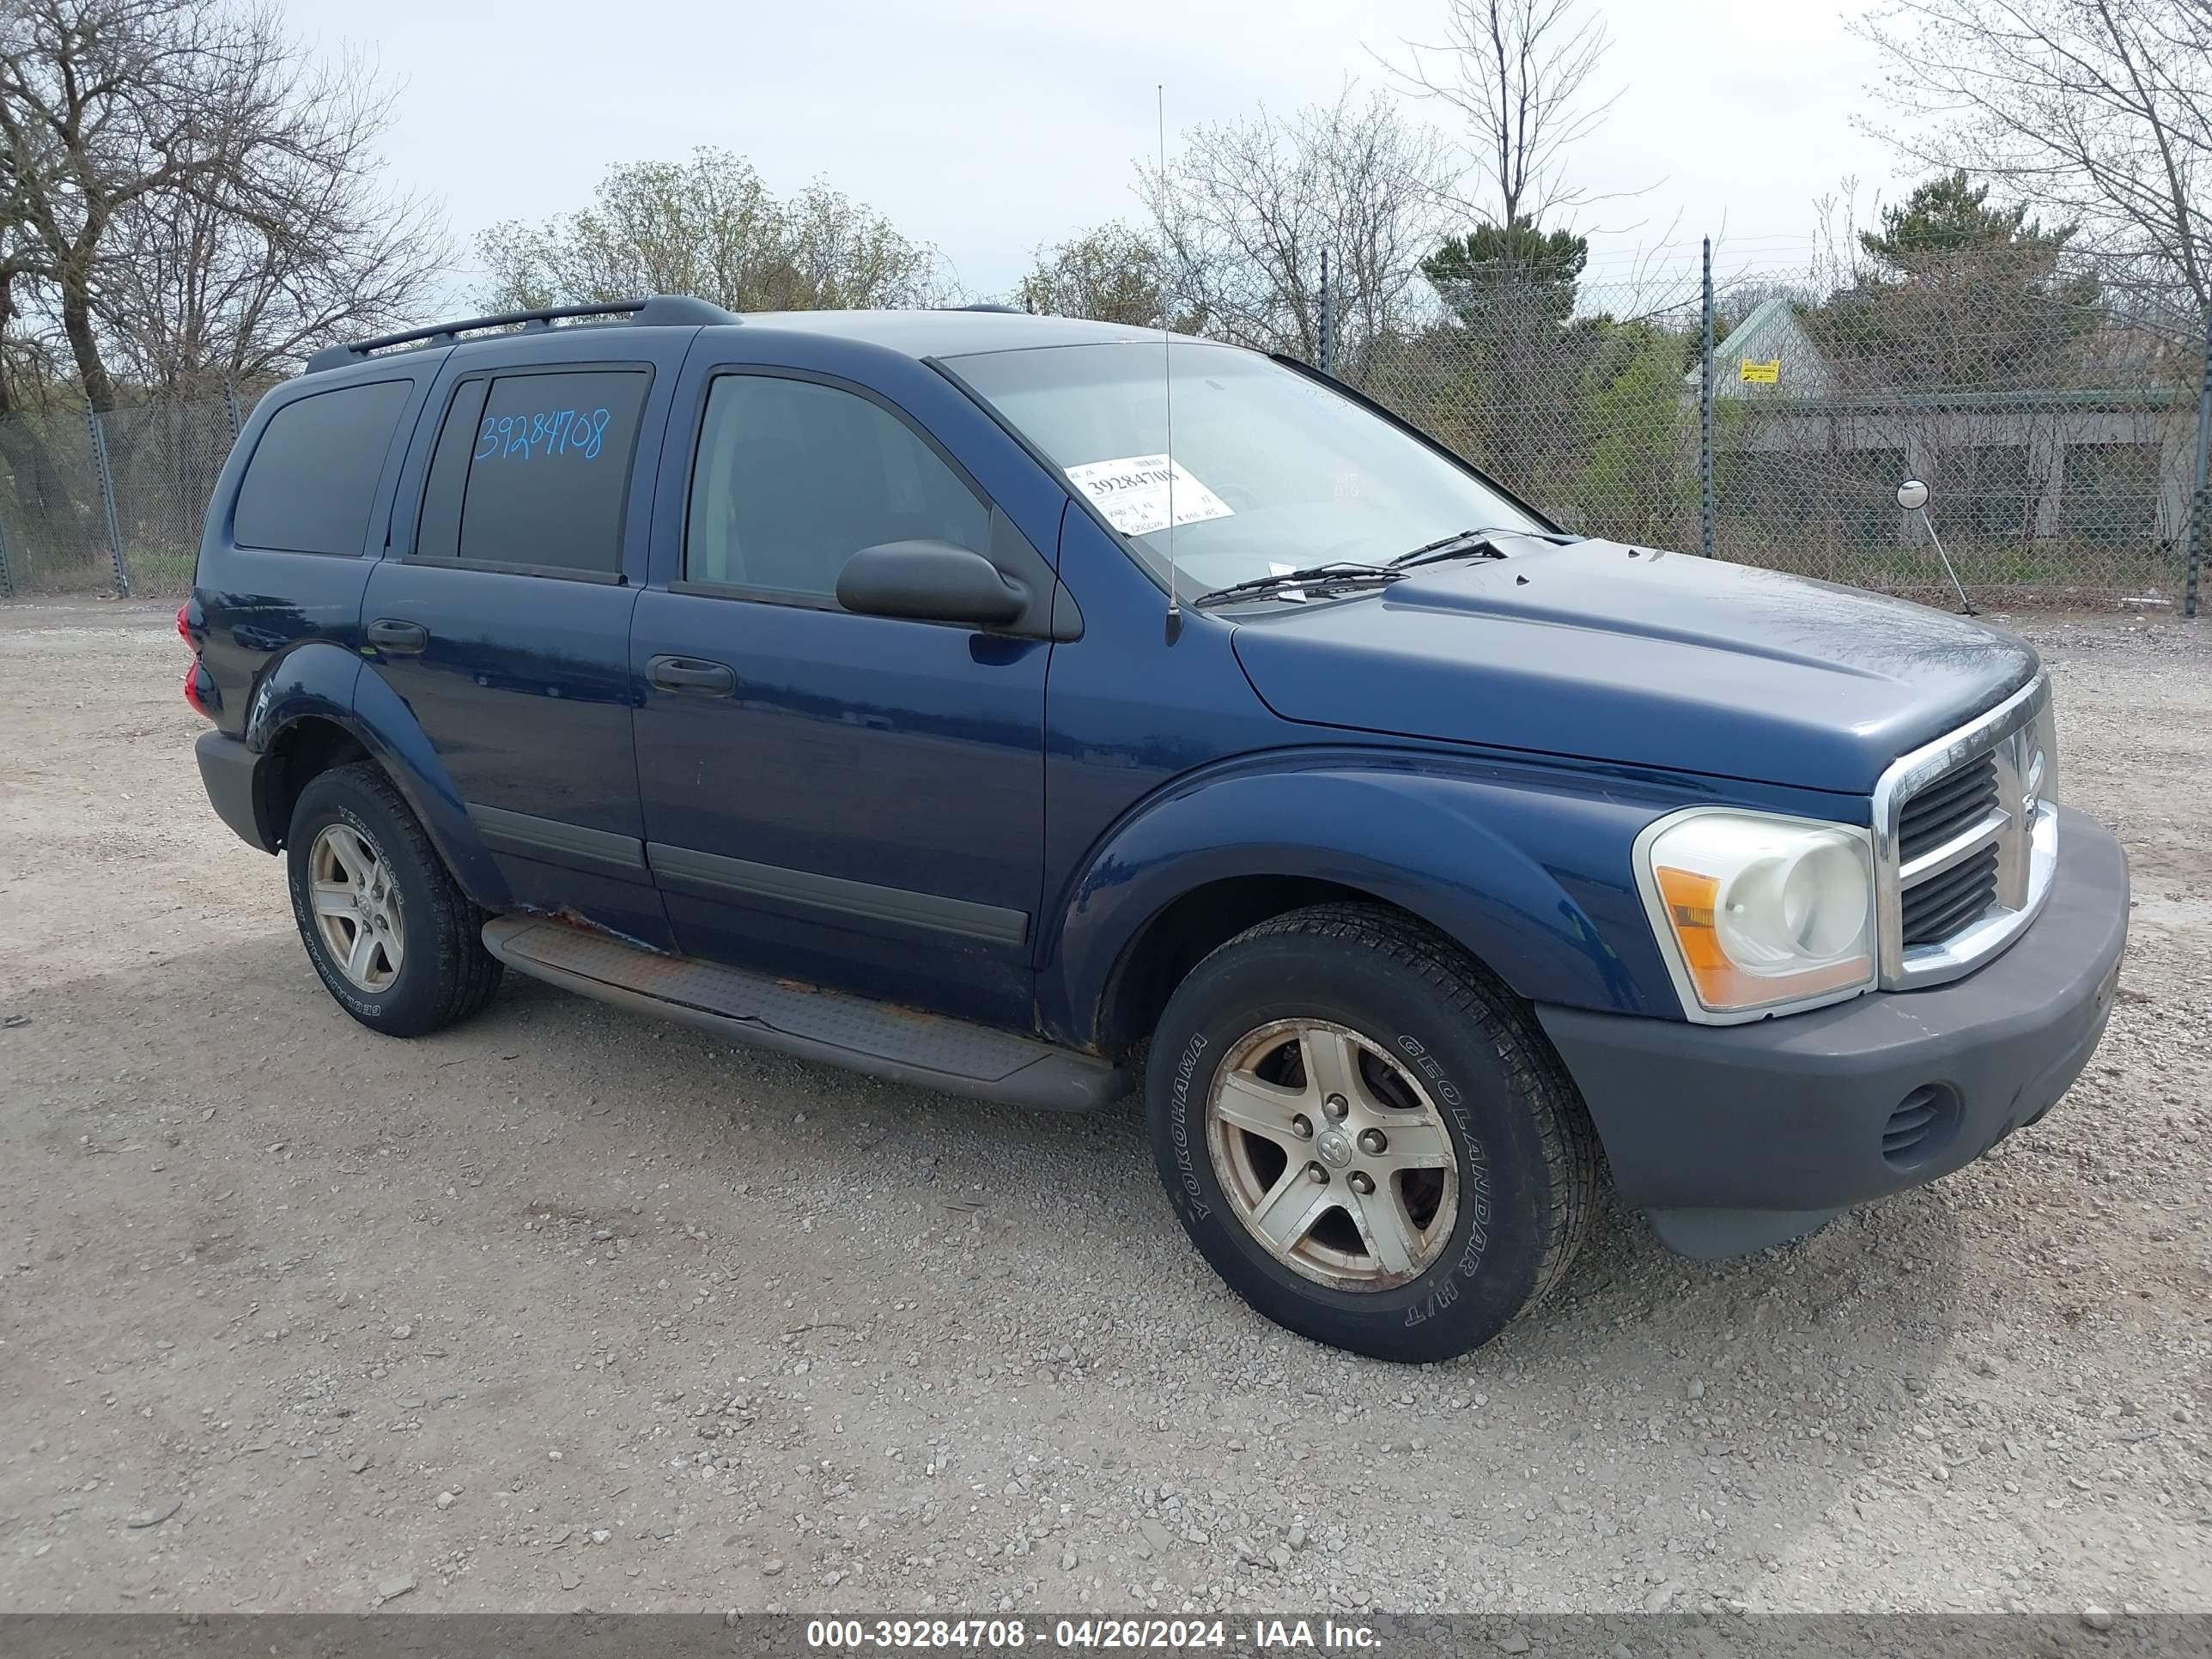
185,296,2128,1361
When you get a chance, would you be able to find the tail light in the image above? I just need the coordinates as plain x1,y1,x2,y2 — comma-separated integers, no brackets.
178,601,216,720
182,661,213,719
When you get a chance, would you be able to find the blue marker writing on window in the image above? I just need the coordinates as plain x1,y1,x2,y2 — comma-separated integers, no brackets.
475,407,614,463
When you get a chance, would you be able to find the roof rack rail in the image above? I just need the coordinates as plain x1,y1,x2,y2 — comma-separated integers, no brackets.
951,302,1024,313
304,295,738,375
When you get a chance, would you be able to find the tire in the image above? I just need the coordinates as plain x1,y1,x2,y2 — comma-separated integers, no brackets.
1145,903,1597,1363
284,761,502,1037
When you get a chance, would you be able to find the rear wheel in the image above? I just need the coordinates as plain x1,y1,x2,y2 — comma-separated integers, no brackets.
1146,904,1597,1363
285,762,501,1036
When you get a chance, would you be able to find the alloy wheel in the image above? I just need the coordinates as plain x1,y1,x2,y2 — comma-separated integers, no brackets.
1204,1018,1460,1291
307,823,404,993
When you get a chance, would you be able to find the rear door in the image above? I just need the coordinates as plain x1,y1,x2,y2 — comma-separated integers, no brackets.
362,332,693,951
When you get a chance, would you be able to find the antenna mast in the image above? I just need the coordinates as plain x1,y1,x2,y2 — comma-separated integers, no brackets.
1158,84,1181,643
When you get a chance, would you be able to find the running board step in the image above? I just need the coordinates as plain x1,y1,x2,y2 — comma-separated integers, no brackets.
483,915,1129,1112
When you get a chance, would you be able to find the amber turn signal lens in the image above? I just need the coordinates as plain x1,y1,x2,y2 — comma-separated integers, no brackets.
1653,866,1727,975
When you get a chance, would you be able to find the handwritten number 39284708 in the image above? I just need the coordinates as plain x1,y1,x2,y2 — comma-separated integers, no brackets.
476,407,614,462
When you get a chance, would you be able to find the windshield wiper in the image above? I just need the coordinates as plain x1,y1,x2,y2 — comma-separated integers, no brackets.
1193,528,1580,607
1388,526,1580,569
1192,562,1407,609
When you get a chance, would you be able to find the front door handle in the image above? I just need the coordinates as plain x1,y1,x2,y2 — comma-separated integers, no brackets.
366,618,429,655
648,654,737,696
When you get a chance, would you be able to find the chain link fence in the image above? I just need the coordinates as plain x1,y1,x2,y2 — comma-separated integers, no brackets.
1346,246,2210,614
0,386,247,600
2,248,2207,611
1355,276,1711,556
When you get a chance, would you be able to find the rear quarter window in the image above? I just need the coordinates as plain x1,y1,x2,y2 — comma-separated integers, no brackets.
233,380,412,555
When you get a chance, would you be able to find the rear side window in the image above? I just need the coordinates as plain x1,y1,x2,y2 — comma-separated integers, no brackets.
233,380,411,555
414,368,649,575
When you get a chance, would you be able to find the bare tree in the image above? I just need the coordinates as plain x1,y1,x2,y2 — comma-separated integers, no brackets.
94,106,445,393
1853,0,2212,320
0,0,441,410
1378,0,1623,227
1139,88,1454,362
476,149,952,315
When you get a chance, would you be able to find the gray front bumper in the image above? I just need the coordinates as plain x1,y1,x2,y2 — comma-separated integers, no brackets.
1536,807,2128,1258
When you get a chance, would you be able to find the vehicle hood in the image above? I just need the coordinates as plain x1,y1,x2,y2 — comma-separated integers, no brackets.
1228,540,2038,794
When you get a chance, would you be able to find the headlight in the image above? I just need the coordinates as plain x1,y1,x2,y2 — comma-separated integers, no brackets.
1635,810,1875,1022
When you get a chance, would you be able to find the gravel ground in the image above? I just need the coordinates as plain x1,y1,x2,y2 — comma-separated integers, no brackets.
0,600,2206,1620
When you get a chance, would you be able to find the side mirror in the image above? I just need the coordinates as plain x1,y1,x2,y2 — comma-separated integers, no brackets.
1896,479,1929,512
836,540,1028,629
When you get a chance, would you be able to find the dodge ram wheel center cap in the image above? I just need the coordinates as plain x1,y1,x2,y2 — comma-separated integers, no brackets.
1316,1128,1353,1167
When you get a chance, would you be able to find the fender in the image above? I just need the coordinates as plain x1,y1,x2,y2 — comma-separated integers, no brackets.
243,640,509,908
1038,749,1692,1049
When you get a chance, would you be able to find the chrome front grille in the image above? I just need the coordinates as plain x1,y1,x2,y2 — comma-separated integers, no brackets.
1899,842,1999,945
1873,677,2058,989
1897,754,1998,864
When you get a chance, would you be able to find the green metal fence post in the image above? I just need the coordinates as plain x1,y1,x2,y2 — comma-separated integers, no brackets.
85,405,130,597
1319,246,1335,377
1699,236,1716,558
2186,307,2209,620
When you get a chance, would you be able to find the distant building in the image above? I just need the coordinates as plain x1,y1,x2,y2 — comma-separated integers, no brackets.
1686,296,2193,550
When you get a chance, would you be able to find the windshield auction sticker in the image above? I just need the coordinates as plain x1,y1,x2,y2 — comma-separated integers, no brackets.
1064,454,1234,537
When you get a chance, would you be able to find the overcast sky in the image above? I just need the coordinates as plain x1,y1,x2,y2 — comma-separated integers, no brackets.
285,0,1907,310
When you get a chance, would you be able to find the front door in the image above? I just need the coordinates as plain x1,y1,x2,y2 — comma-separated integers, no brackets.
362,343,685,951
630,366,1048,1030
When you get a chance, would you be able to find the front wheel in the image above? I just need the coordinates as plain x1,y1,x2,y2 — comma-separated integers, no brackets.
1146,904,1597,1363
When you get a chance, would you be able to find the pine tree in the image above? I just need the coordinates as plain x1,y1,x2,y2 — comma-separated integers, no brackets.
1423,219,1588,325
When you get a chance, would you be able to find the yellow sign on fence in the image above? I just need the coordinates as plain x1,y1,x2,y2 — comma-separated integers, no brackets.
1740,358,1781,384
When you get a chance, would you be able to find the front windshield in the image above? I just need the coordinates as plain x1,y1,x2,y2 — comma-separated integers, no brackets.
948,342,1542,598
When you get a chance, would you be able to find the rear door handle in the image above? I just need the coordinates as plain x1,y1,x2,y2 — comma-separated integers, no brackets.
366,618,429,655
648,654,737,696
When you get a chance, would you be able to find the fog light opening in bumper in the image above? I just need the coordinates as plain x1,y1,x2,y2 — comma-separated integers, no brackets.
1881,1083,1961,1171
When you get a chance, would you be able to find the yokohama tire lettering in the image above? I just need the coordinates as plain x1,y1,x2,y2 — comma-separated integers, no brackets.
1170,1032,1210,1219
